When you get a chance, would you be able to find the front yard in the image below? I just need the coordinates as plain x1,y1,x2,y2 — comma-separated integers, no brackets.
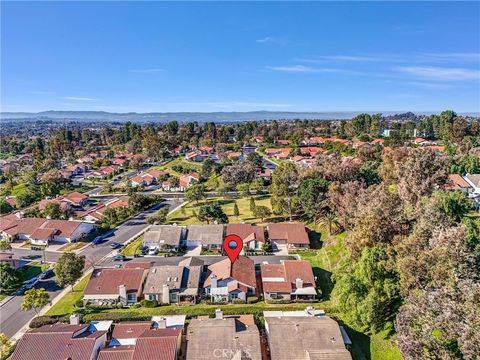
151,157,202,176
46,275,90,316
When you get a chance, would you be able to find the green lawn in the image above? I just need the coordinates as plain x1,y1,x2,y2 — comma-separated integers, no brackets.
166,195,276,226
46,275,90,316
121,235,144,256
152,157,202,176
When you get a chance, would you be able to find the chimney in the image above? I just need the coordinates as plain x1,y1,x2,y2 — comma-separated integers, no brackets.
118,284,127,305
69,314,80,325
156,320,167,329
215,309,223,320
210,275,217,289
162,284,170,304
295,278,303,289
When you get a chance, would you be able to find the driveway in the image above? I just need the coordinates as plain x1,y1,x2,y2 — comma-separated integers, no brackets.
184,245,202,256
272,242,289,255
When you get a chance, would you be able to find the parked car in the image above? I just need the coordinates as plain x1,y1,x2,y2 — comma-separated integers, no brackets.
110,242,122,249
112,255,126,261
39,269,54,280
148,247,159,255
20,277,39,293
92,236,105,245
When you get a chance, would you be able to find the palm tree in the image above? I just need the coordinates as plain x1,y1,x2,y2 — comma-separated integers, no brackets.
319,211,339,236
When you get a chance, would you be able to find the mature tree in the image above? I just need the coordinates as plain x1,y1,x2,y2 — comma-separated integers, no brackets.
348,185,405,256
270,162,300,221
43,201,63,219
435,191,472,222
297,177,330,223
450,155,480,175
249,197,256,212
55,252,85,289
327,181,366,230
233,202,239,216
0,239,12,251
395,149,447,209
21,288,50,316
198,202,228,224
236,183,250,197
147,206,169,225
253,205,272,222
221,160,256,186
102,207,118,226
395,226,480,359
334,245,400,333
0,263,18,292
40,169,66,197
247,152,263,168
0,332,12,360
316,153,362,182
0,198,13,214
319,211,340,235
185,184,206,204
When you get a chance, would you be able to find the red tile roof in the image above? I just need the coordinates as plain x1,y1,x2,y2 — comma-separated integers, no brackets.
204,256,256,289
10,324,103,360
112,322,152,339
98,346,135,360
84,268,145,295
268,222,310,245
226,224,265,243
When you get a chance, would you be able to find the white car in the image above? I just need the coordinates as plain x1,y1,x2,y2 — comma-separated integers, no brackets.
148,247,159,255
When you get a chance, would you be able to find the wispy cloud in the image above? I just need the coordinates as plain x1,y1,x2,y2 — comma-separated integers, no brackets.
395,66,480,80
256,36,286,45
266,65,338,73
63,96,99,101
129,68,164,73
408,81,452,90
296,55,380,63
420,52,480,62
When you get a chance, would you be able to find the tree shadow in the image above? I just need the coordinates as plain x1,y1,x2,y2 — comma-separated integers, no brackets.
312,266,334,301
339,322,371,360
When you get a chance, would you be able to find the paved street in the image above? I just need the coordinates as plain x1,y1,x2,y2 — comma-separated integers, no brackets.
0,277,63,338
0,198,184,339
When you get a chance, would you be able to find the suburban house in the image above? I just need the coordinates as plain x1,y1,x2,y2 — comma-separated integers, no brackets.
37,198,71,212
185,150,208,162
268,222,310,251
203,256,256,302
83,267,148,306
185,224,223,250
301,137,326,146
82,196,130,222
186,310,262,360
444,174,473,192
142,225,184,252
179,172,200,191
264,309,352,360
131,169,167,187
261,260,317,301
265,148,291,160
0,215,94,247
226,223,265,251
99,321,182,360
10,322,108,360
61,191,89,207
464,173,480,196
143,264,202,305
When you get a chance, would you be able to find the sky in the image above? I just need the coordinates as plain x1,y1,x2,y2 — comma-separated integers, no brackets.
1,1,479,113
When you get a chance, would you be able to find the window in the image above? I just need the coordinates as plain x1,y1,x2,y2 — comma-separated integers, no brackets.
127,293,136,304
147,294,156,301
169,292,177,302
230,293,238,300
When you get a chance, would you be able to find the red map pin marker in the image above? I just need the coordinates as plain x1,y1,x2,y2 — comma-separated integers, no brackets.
223,234,243,264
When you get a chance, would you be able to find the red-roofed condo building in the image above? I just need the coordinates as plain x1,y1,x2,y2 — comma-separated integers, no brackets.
267,222,310,252
203,256,256,303
261,260,317,302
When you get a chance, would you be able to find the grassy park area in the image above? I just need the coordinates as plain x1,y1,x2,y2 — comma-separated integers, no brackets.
166,194,276,226
152,157,202,176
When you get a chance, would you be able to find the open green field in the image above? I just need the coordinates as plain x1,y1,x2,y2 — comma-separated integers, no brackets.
166,195,276,226
152,157,202,176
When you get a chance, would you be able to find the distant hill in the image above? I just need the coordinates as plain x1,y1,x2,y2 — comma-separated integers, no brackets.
1,110,478,123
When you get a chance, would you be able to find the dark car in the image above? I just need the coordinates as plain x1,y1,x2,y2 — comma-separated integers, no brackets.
92,236,104,245
110,242,122,249
112,255,126,261
39,269,54,280
19,277,39,293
